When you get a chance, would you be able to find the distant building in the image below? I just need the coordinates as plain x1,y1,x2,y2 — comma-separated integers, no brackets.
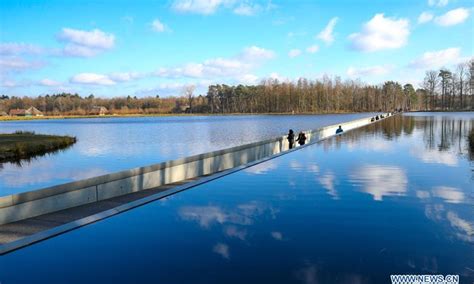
9,109,26,116
9,107,43,117
26,106,43,116
90,106,108,116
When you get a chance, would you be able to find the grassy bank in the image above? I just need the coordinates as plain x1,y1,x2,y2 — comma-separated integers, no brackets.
0,131,76,163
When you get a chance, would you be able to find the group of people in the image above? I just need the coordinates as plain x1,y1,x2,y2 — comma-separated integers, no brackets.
287,125,344,149
370,112,393,122
286,129,306,149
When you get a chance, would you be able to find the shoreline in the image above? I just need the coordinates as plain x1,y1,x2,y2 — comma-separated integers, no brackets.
0,111,371,122
0,110,470,122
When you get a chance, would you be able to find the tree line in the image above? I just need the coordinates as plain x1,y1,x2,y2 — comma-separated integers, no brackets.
1,61,473,115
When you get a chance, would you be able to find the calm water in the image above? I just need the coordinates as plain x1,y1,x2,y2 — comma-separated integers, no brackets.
0,113,376,196
0,112,472,284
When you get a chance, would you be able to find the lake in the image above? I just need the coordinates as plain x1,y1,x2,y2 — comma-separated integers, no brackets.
0,112,472,283
0,113,376,196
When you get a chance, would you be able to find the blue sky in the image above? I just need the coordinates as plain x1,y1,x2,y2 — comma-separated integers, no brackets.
0,0,472,97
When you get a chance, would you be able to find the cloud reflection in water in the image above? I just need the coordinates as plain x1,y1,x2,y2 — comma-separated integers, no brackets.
350,165,408,201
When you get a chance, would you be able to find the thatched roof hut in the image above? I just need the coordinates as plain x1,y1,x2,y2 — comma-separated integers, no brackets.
90,106,108,116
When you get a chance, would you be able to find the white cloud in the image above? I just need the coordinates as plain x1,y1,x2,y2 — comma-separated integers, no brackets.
151,19,167,32
317,17,338,44
213,243,230,259
172,0,273,16
135,81,210,97
432,186,465,204
0,43,43,55
409,47,462,69
434,8,470,26
224,226,247,240
446,211,474,242
418,11,434,24
172,0,233,15
347,65,391,78
178,202,272,231
155,46,275,79
1,79,32,88
240,45,275,61
318,172,338,199
233,3,261,16
288,49,302,58
58,28,115,57
244,160,278,174
268,72,287,82
39,79,61,86
62,44,102,57
179,205,228,228
0,56,44,71
271,231,283,240
348,13,410,52
70,73,116,85
306,45,319,54
58,28,115,49
350,165,408,201
236,73,259,84
428,0,449,7
109,72,143,82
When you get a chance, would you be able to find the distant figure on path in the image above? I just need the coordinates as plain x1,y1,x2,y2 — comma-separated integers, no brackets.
287,129,295,149
336,125,343,134
296,131,307,146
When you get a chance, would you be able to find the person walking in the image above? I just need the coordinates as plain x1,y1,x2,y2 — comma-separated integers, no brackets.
287,129,295,149
296,131,307,146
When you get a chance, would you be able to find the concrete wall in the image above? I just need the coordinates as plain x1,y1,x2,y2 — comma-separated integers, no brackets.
0,113,392,225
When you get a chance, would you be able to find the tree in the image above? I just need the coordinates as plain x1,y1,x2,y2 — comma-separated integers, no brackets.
438,69,452,110
423,71,439,110
455,63,467,109
403,84,416,110
183,85,196,113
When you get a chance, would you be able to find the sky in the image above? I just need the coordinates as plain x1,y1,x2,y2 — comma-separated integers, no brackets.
0,0,473,97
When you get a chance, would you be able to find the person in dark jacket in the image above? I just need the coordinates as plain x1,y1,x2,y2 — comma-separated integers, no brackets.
296,131,307,146
287,129,295,149
336,125,343,134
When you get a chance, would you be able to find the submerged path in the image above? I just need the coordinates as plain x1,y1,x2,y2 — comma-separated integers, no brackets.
0,178,201,248
0,113,392,254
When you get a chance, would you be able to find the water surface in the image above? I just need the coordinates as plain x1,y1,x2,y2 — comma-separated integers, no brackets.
0,112,472,283
0,113,375,196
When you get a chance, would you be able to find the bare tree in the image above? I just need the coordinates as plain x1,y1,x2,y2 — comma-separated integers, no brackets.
423,71,439,110
183,85,196,113
455,63,467,109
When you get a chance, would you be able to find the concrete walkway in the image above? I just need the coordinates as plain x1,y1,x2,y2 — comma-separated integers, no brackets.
0,178,197,245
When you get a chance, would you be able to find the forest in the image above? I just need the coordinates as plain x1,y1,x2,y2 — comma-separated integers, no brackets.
1,61,473,116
